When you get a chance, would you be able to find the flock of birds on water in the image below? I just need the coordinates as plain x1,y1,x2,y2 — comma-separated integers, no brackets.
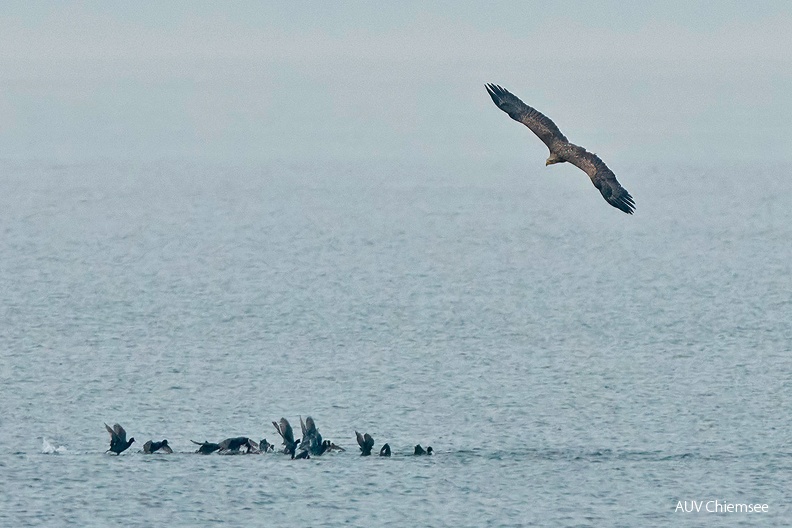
103,417,433,459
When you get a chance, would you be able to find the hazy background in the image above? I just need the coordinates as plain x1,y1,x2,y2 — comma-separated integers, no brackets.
1,0,790,166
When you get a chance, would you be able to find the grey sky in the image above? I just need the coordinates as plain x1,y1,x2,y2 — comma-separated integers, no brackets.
1,1,790,164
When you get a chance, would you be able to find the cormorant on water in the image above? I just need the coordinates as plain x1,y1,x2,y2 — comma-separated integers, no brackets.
105,423,135,455
356,431,375,456
218,437,259,454
273,418,300,456
326,441,345,452
190,440,221,455
414,444,433,455
299,416,325,456
143,439,173,454
293,449,310,460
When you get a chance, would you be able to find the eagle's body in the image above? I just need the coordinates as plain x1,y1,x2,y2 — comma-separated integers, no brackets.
486,84,635,214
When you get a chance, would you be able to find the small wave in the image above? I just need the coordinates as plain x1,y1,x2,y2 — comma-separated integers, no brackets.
42,438,67,454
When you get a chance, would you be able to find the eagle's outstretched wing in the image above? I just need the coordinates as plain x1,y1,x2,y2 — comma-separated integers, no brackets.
566,145,635,215
485,83,568,151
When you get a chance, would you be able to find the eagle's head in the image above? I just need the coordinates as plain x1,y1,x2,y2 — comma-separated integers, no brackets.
546,153,563,166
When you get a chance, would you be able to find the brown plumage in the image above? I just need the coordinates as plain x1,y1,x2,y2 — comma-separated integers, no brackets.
485,83,635,214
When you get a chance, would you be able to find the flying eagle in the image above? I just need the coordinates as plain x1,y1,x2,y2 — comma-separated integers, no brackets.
485,84,635,214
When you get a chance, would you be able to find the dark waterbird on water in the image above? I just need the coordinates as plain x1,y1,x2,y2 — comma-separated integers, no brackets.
104,423,135,454
259,438,274,453
143,439,173,454
299,416,324,456
297,416,344,456
356,431,375,456
379,443,391,457
218,437,259,454
323,440,346,453
414,444,433,455
485,83,635,214
272,418,300,456
191,440,221,455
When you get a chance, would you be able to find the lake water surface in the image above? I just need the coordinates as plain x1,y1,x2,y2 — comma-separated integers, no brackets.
1,159,790,526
